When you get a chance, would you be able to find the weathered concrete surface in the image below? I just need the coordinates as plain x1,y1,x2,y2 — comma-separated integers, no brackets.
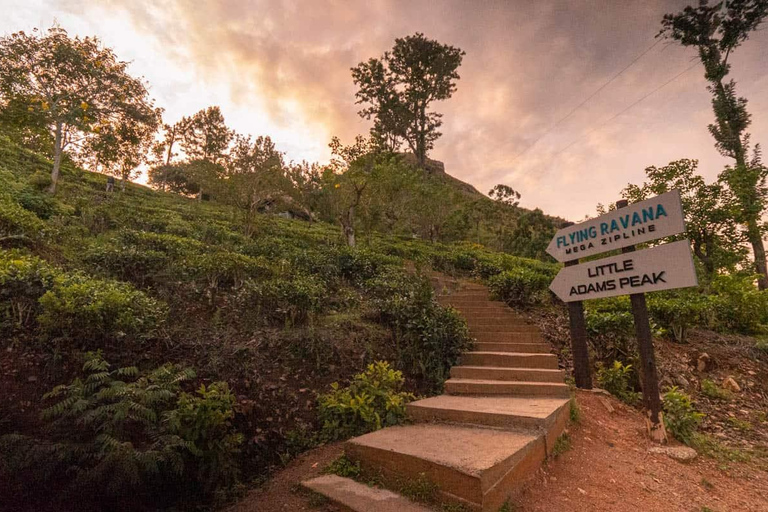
346,423,541,508
407,395,570,430
461,352,559,369
450,366,565,382
302,475,433,512
444,379,570,398
474,342,551,353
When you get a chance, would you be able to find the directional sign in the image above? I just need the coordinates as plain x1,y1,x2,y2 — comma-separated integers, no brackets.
546,190,686,262
550,240,697,302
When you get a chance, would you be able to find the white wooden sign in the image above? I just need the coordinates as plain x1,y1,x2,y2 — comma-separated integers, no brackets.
546,190,686,262
549,240,698,302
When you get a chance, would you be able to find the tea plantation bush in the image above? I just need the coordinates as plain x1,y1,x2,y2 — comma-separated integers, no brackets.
488,267,552,307
37,274,167,345
366,268,472,391
237,274,326,326
0,251,57,333
318,361,415,440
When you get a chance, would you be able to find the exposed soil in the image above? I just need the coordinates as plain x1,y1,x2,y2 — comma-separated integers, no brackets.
243,391,768,512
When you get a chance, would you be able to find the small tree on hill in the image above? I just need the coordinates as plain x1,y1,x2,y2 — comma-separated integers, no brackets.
224,134,287,236
85,107,162,191
660,0,768,288
0,27,158,194
352,33,465,166
181,106,233,165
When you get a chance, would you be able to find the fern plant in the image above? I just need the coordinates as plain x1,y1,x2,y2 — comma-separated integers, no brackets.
0,351,242,508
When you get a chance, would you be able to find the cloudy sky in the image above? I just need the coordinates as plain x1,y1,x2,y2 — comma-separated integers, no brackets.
2,0,767,220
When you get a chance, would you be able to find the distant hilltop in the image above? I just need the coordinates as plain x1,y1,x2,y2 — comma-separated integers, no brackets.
398,152,483,196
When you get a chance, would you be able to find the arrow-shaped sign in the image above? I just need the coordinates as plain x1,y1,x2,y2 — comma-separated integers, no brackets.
546,190,686,262
550,240,698,302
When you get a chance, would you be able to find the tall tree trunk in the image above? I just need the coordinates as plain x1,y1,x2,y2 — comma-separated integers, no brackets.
342,205,356,247
747,218,768,290
48,121,63,194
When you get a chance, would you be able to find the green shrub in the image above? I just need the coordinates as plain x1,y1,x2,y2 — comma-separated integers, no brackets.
37,274,167,344
648,291,712,342
366,269,472,390
596,361,640,405
165,382,243,495
663,387,704,445
81,240,169,287
701,379,731,400
488,267,551,307
0,352,242,507
16,189,58,220
0,252,57,332
323,454,361,478
708,274,768,334
335,247,401,285
237,274,326,326
318,361,415,441
585,297,637,362
27,170,52,190
0,196,45,238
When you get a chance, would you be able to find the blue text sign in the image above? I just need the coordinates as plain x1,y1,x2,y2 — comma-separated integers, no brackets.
545,190,685,262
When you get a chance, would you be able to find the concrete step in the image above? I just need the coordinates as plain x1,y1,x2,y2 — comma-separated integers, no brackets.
451,366,565,382
461,352,559,369
439,299,506,307
345,423,546,512
467,318,534,326
407,395,571,433
469,327,540,335
448,306,515,315
302,474,432,512
474,342,551,353
472,331,543,343
444,379,571,398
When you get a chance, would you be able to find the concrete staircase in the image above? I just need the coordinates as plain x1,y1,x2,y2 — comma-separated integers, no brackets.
303,281,571,512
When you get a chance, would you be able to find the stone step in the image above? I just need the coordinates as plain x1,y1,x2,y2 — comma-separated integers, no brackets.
444,379,571,398
302,474,432,512
472,332,543,343
448,306,515,315
345,423,547,512
469,327,540,335
451,366,565,382
467,317,533,326
406,395,570,434
474,342,551,353
461,352,559,369
439,299,506,307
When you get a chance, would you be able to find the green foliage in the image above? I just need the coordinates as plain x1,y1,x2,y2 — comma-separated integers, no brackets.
585,297,636,363
596,361,640,405
366,268,472,390
165,382,244,495
0,194,45,238
237,275,326,326
0,352,242,506
663,387,705,445
551,432,572,458
488,267,551,307
701,379,731,401
318,361,415,441
37,273,167,344
648,290,712,342
399,472,439,504
323,454,362,478
690,433,751,463
708,273,768,333
0,251,57,332
569,400,581,424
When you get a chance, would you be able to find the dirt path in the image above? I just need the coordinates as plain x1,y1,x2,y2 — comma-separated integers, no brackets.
240,391,768,512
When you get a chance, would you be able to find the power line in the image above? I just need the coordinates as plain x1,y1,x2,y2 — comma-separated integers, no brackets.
498,38,663,167
546,61,699,160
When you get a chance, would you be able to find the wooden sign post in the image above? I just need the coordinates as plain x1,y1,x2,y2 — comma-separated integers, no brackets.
616,199,666,443
547,191,697,441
